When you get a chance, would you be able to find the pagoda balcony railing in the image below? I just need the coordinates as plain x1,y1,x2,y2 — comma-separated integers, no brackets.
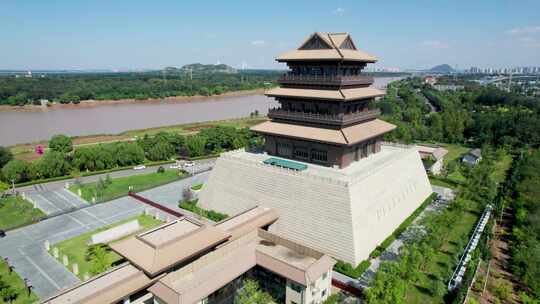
278,74,374,86
268,108,381,126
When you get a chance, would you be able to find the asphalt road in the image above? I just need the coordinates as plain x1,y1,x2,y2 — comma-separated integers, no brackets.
0,167,211,300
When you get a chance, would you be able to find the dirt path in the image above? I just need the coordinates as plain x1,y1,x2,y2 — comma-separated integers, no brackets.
472,208,520,304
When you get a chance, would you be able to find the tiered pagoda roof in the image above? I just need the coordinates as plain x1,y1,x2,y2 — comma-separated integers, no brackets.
251,32,396,168
276,32,378,62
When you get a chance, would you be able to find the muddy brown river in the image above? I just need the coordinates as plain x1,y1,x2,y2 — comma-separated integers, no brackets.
0,77,401,146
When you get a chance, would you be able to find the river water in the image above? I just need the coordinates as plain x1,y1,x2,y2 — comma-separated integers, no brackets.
0,77,401,146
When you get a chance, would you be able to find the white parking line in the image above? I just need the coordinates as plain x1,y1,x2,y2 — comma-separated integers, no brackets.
35,194,63,213
17,248,62,290
54,190,83,208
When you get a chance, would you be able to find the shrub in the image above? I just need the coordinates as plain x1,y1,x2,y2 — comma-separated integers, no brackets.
333,260,371,278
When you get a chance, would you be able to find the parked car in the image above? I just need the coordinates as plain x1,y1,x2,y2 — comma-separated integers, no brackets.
133,165,146,170
0,230,6,238
170,164,181,169
183,161,195,168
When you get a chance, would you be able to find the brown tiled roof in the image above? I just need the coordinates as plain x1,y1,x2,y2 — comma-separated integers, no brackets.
265,87,384,101
276,32,377,62
149,230,335,304
251,119,396,146
42,264,154,304
110,219,230,276
216,206,279,241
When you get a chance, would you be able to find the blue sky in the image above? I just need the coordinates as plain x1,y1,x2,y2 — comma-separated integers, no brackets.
1,0,539,70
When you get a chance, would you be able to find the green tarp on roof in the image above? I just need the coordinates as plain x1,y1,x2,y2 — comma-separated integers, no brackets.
263,157,308,171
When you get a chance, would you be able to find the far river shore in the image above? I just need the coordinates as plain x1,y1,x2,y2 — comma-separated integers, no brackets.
0,88,266,113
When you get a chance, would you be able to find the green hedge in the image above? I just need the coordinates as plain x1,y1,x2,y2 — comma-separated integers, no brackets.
369,192,438,258
179,199,228,222
190,183,203,191
333,260,371,279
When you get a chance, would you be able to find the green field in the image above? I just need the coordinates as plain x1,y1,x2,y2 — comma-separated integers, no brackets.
0,195,45,230
52,214,163,280
0,260,39,304
69,170,185,203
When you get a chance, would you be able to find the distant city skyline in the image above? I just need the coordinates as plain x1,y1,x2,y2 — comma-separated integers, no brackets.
1,0,540,70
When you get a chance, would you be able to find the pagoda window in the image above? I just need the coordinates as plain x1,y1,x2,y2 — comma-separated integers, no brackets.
311,149,328,163
276,142,292,157
294,147,309,160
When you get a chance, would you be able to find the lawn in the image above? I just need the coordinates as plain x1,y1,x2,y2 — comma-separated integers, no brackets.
404,203,481,303
490,152,512,184
69,170,185,203
0,195,45,230
429,177,458,189
0,260,39,304
441,143,470,167
51,214,163,280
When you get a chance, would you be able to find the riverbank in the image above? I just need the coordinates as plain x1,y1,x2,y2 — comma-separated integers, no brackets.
0,88,266,112
9,116,267,162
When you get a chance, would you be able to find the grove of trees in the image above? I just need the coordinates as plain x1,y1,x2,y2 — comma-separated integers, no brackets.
0,126,261,184
0,70,279,106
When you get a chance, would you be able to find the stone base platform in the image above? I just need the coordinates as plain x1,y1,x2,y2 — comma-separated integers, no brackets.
199,144,432,264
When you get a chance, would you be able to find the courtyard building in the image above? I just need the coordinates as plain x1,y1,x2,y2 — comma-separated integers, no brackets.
42,206,335,304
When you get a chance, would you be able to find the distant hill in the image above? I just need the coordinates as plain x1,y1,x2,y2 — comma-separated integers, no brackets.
429,64,455,74
164,63,237,74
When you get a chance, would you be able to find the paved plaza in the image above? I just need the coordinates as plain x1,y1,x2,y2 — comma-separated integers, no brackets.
26,189,88,215
0,171,209,300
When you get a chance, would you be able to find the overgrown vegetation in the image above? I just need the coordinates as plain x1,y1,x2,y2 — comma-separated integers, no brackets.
508,150,540,298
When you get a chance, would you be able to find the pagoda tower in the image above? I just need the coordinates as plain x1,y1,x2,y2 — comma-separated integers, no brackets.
252,32,395,168
199,33,432,265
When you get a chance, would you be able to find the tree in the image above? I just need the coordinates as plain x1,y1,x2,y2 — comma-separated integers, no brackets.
234,279,274,304
429,277,446,297
185,136,206,157
49,134,73,154
365,262,407,304
0,284,18,303
1,160,34,183
0,146,13,169
86,244,111,275
36,151,71,178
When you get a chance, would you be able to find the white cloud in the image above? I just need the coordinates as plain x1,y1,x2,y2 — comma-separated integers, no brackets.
518,37,540,48
332,7,345,15
421,40,449,49
505,26,540,36
251,40,267,47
